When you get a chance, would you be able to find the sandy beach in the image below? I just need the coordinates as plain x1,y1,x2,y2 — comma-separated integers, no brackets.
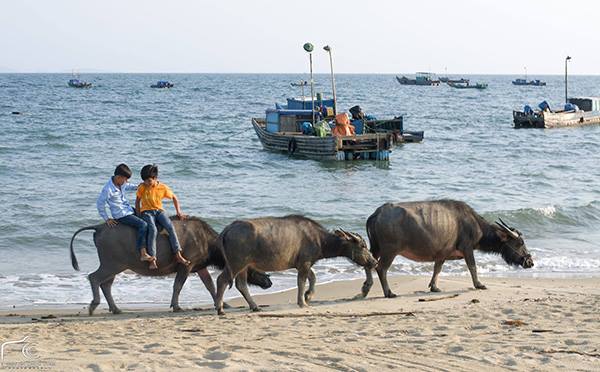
0,275,598,371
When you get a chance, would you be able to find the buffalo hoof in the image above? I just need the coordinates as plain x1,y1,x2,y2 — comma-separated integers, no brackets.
385,291,397,299
304,291,314,303
217,309,225,316
430,286,441,293
89,301,99,316
475,284,487,290
251,307,262,312
110,307,122,315
361,283,372,298
172,305,183,313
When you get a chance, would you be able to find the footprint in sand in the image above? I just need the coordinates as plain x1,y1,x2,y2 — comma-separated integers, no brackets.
204,350,231,361
448,346,464,353
196,361,227,369
470,325,488,330
143,343,161,349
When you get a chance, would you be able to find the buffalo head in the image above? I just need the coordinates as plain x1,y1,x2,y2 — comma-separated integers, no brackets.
495,218,534,269
334,229,378,269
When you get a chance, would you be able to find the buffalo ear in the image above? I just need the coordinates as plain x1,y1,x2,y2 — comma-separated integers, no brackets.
496,228,509,242
334,229,349,239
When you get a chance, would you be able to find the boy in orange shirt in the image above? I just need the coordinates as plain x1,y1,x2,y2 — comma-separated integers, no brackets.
136,164,190,269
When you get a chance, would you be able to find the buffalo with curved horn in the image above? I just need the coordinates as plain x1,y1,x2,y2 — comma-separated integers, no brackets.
361,200,534,298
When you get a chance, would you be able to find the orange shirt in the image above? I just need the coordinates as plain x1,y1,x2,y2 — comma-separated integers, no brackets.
136,182,174,212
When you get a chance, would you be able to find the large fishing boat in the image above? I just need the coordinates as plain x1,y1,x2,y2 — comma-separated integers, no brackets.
252,97,417,161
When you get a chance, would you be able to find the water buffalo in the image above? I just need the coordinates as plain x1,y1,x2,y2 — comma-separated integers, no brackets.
361,200,534,298
214,215,378,315
70,216,272,315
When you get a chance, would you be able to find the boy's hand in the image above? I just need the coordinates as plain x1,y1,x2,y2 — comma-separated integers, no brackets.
176,213,187,220
106,219,118,227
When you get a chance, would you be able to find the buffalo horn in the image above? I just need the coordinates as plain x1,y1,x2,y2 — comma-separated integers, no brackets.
495,220,519,239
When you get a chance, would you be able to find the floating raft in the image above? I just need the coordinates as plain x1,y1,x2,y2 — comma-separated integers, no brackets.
252,119,393,161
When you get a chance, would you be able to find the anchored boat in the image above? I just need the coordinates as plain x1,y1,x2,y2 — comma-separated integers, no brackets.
396,72,440,86
252,96,423,161
447,81,488,90
68,78,92,88
150,81,174,88
253,42,423,161
512,78,546,86
439,77,469,84
513,97,600,128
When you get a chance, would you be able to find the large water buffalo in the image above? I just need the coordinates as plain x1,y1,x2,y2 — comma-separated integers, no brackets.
361,200,534,298
70,216,272,315
214,215,378,315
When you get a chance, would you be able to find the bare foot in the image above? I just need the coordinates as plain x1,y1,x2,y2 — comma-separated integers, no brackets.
175,252,191,266
148,258,158,270
140,248,153,262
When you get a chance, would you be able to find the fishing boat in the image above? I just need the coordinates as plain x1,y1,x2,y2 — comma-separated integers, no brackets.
439,77,469,84
252,97,424,161
253,42,423,161
396,72,440,86
150,80,174,88
513,97,600,129
290,80,308,87
447,81,488,90
67,78,92,88
512,78,546,86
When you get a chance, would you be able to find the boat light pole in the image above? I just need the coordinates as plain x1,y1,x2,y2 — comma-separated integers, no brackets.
564,56,571,104
323,45,337,116
303,42,315,125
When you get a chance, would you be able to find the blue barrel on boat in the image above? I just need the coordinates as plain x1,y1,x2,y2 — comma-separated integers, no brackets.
351,119,364,134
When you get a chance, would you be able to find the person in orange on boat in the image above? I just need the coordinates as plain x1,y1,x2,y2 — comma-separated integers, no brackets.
332,113,356,137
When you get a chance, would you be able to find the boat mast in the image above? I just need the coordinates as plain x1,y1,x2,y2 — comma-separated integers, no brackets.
323,45,337,116
304,42,315,125
564,56,571,104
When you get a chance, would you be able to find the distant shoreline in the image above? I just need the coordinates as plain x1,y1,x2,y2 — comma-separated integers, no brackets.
2,72,600,76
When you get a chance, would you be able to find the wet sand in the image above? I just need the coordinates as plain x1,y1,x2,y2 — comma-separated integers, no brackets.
0,275,598,371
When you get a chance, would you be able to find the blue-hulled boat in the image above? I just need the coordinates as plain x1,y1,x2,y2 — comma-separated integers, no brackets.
68,78,92,88
151,80,174,88
512,78,546,86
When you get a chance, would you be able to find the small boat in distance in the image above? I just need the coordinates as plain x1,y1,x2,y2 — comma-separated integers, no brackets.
512,78,546,86
290,80,308,87
439,77,470,84
396,72,440,86
68,78,92,88
447,81,488,90
150,81,174,88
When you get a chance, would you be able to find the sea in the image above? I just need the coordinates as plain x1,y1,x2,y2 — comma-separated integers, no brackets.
1,73,599,310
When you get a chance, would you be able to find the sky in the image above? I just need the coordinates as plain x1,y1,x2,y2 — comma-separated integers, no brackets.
1,0,599,74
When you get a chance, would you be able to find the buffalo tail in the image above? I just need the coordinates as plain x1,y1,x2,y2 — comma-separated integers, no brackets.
217,226,234,289
69,225,100,271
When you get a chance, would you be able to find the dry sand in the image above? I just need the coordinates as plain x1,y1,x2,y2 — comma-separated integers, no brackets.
0,275,598,371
